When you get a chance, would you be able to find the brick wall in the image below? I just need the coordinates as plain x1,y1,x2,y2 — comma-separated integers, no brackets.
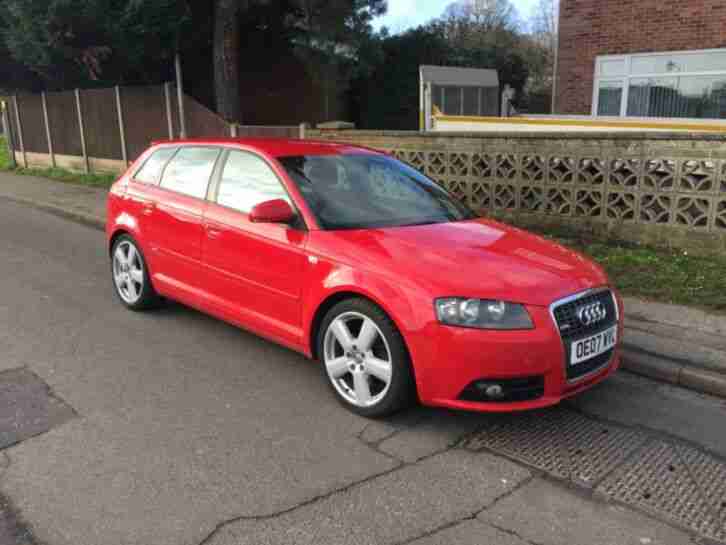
556,0,726,115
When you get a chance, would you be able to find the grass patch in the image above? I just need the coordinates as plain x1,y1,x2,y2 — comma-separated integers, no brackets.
0,136,116,188
550,231,726,312
0,136,10,170
10,166,116,188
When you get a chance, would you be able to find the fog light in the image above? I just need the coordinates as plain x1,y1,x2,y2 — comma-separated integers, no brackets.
485,384,504,399
476,382,505,400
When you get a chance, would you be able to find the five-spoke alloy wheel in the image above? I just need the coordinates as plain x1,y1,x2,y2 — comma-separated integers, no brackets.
111,234,161,311
319,298,415,417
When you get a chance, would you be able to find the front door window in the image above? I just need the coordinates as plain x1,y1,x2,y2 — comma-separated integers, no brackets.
216,151,290,213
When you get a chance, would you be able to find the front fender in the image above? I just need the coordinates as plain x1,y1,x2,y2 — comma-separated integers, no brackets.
302,256,433,394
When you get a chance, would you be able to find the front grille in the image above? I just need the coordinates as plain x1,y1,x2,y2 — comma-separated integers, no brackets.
459,376,545,403
553,289,618,381
553,290,617,341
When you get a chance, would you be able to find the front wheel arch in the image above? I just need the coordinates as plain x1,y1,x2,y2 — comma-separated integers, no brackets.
317,297,418,416
310,291,409,361
309,291,418,397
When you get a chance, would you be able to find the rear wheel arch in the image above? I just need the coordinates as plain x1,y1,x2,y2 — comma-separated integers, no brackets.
109,230,159,294
109,229,131,257
110,233,162,311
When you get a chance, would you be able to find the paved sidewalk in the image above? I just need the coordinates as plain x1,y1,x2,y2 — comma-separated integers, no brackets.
0,172,107,229
1,170,725,399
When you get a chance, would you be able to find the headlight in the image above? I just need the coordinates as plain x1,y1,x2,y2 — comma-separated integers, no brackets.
435,298,534,330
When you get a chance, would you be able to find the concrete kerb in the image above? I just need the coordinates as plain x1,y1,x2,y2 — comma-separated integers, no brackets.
624,297,726,337
0,194,104,231
622,348,726,399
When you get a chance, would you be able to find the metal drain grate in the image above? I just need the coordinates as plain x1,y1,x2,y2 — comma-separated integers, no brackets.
597,440,726,542
464,407,649,487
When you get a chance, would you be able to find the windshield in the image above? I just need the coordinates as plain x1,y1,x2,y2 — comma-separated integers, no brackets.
277,154,476,230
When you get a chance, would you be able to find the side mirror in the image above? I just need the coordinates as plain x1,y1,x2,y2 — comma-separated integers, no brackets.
249,199,296,224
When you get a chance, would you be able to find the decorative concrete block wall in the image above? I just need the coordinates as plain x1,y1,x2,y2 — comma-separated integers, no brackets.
308,129,726,253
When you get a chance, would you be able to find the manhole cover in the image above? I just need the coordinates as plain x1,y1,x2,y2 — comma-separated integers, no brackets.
598,440,726,542
0,368,75,449
464,407,649,487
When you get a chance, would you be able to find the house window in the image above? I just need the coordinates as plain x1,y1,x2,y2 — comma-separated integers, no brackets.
593,49,726,119
431,85,499,116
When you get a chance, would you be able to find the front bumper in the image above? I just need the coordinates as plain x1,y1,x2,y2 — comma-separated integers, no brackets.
410,293,624,413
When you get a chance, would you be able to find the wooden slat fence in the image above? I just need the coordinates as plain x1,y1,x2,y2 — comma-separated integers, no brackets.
4,84,304,174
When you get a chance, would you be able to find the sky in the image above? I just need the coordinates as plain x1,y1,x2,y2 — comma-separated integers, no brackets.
372,0,539,33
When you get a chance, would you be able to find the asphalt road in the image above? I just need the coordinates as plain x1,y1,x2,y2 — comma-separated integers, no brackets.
0,198,725,545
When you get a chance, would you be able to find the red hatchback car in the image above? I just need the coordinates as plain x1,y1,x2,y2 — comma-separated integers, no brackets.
107,138,623,417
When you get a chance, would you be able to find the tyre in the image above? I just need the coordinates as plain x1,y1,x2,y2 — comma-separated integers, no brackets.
110,234,161,311
318,298,416,418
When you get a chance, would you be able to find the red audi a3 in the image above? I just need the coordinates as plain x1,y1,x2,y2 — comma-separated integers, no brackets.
107,138,623,417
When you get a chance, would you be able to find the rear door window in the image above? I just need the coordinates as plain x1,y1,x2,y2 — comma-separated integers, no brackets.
133,147,177,184
159,147,221,200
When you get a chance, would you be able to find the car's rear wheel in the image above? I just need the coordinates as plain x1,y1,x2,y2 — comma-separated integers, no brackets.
318,298,415,418
111,235,161,311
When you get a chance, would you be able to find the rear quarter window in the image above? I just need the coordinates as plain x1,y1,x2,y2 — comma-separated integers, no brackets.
133,147,177,184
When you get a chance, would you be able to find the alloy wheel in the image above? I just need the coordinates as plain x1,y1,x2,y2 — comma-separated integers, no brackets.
323,311,393,408
113,240,145,304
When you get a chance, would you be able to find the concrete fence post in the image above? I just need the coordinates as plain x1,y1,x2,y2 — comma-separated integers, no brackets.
1,106,17,168
75,89,90,173
164,82,174,139
12,95,27,168
115,86,128,165
299,123,307,140
41,92,56,168
175,53,187,138
230,123,238,138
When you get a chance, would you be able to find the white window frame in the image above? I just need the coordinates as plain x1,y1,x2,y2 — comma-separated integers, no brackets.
592,48,726,119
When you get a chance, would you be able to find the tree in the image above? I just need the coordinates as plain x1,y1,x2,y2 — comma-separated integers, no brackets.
530,0,557,58
523,0,558,112
289,0,386,120
0,0,191,90
351,26,452,129
0,8,42,93
350,0,534,129
213,0,246,122
0,0,389,124
442,0,519,33
432,0,529,93
210,0,385,122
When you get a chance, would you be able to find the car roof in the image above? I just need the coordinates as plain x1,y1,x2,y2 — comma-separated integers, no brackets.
151,137,384,158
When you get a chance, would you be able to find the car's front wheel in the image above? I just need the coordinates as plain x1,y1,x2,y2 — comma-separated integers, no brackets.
318,298,416,418
111,234,161,311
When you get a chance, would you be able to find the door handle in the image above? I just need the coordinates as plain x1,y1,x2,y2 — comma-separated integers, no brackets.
142,202,155,216
205,226,222,239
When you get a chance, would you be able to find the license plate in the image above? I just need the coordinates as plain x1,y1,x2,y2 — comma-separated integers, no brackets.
570,326,617,366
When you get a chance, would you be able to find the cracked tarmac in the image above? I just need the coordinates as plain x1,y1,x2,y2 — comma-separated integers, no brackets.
0,197,725,545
